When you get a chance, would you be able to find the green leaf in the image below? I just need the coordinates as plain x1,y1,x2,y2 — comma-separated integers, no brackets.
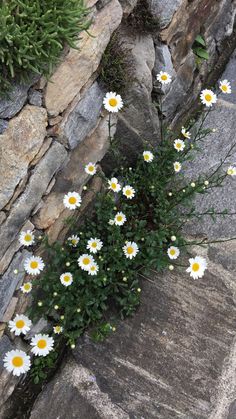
195,35,206,46
194,47,209,60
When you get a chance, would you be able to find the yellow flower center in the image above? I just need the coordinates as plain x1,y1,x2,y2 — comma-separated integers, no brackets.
64,275,71,282
176,143,181,149
24,234,32,242
127,246,134,254
55,326,61,332
83,257,90,265
91,266,96,271
15,320,25,329
109,98,118,107
69,196,76,205
116,215,122,222
24,283,31,291
91,242,97,248
30,261,38,269
71,239,77,245
126,190,131,196
37,339,47,349
170,249,176,256
205,94,212,102
12,356,23,367
111,182,117,189
192,262,200,272
144,154,149,160
221,85,227,92
88,166,94,172
161,74,168,80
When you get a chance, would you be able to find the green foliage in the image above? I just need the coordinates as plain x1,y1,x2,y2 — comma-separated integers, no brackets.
29,107,235,347
30,350,59,384
0,0,89,94
192,35,209,66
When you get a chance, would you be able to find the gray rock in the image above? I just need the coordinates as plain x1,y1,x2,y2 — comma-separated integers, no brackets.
0,335,20,411
219,49,236,105
0,119,8,134
0,142,68,261
228,400,236,419
183,100,236,239
147,0,182,29
60,82,105,149
0,250,31,320
0,76,40,119
28,89,43,107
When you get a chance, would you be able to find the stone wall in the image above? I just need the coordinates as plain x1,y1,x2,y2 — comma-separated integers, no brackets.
0,0,236,411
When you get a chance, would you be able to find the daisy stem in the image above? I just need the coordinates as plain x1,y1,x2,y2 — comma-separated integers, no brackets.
179,236,236,247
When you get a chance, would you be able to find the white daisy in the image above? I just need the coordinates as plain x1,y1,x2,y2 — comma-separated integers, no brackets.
156,71,172,85
3,350,31,376
219,79,231,94
143,151,154,163
19,230,35,247
24,256,45,276
88,263,99,276
20,282,32,294
227,166,236,176
63,192,82,210
123,241,139,259
186,256,207,279
108,177,121,193
53,325,63,334
114,212,127,226
108,219,115,225
181,127,191,139
103,92,123,113
78,254,95,271
30,334,54,357
122,185,135,199
174,139,185,152
85,162,96,176
67,235,80,247
87,238,103,254
173,162,182,172
167,246,180,260
200,89,217,107
60,272,73,287
9,314,32,336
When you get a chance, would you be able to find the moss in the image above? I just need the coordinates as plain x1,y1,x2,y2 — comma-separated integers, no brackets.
125,0,159,34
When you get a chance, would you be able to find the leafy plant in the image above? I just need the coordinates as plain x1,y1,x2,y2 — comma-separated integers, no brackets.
192,35,209,66
0,0,89,94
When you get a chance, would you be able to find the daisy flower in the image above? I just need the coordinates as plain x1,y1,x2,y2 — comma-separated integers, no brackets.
122,185,135,199
78,254,95,271
186,256,207,279
108,219,115,225
103,92,123,113
9,314,32,336
68,235,80,247
87,238,103,254
108,177,121,193
31,334,54,357
3,350,31,376
167,246,180,260
227,166,236,176
181,127,191,139
219,80,231,94
24,256,45,276
143,151,154,163
174,139,185,152
63,192,82,210
19,230,35,247
200,89,217,107
85,163,96,176
20,282,32,294
114,212,126,226
156,71,172,85
123,242,139,259
53,325,63,335
173,162,182,172
88,263,99,276
60,272,73,287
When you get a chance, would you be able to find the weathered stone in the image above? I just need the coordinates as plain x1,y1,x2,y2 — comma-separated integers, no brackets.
30,137,53,167
59,82,105,149
1,297,18,323
45,0,123,116
0,220,34,275
0,250,31,321
119,0,138,16
0,105,47,211
0,335,19,410
148,0,182,29
184,100,236,239
0,212,6,225
0,119,8,134
219,48,236,105
0,76,40,119
25,318,49,341
48,116,63,126
28,89,43,107
0,142,68,260
33,116,114,231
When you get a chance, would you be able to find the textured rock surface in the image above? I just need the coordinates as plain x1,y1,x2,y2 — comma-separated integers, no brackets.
0,119,8,134
0,105,47,211
0,336,19,409
45,0,123,116
148,0,182,29
29,244,236,419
